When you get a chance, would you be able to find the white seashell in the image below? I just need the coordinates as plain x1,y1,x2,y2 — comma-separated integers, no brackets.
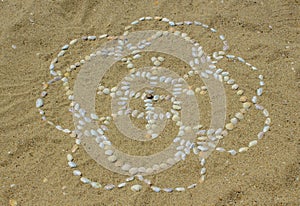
68,161,77,168
91,182,101,188
248,140,258,147
257,88,263,96
232,84,239,90
200,167,206,175
175,187,185,192
255,104,264,110
73,170,81,176
131,184,142,192
36,98,44,108
263,109,269,117
252,96,258,103
67,154,73,161
265,118,271,125
237,57,245,63
118,182,126,188
263,125,270,133
225,123,234,130
131,20,139,25
216,147,225,152
104,184,115,190
227,79,235,85
228,149,237,155
187,184,197,189
80,177,91,184
163,188,173,192
238,147,249,153
151,186,161,192
235,112,244,120
197,146,208,152
103,88,110,94
126,176,135,182
200,72,209,79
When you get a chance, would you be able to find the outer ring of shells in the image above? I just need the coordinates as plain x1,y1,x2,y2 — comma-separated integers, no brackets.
36,16,271,193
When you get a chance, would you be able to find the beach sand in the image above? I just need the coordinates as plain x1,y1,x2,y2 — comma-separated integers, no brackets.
0,0,299,205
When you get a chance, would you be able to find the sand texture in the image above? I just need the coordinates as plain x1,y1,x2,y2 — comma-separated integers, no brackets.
0,0,299,205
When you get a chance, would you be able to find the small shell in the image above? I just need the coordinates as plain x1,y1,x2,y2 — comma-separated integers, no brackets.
187,184,197,189
225,123,234,130
263,109,269,117
175,187,185,192
80,177,91,184
228,149,237,155
257,88,263,96
151,186,161,192
131,184,142,192
67,154,73,161
73,170,82,176
163,188,173,193
104,184,115,190
239,96,248,102
238,147,249,153
248,140,258,147
200,167,206,175
263,125,270,133
91,182,101,189
216,147,225,152
235,112,244,120
118,182,126,188
36,98,44,108
68,161,77,168
243,102,252,109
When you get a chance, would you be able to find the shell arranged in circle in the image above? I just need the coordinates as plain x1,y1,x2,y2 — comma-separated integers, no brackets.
36,16,270,193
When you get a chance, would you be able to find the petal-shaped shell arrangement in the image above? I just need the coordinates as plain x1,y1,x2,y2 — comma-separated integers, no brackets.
36,17,270,192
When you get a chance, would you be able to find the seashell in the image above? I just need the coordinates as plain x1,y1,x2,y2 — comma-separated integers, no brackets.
263,109,269,117
263,125,270,133
243,102,252,109
67,154,73,161
131,184,142,192
126,176,135,182
216,147,225,152
228,149,237,156
163,188,173,193
225,123,234,130
151,186,161,192
257,88,263,96
265,118,271,125
237,90,244,96
175,187,185,192
200,167,206,175
36,98,44,108
104,184,115,190
68,161,77,168
91,182,101,189
248,140,258,147
118,182,126,188
235,112,244,120
80,177,91,184
238,147,249,153
187,184,197,189
73,170,82,176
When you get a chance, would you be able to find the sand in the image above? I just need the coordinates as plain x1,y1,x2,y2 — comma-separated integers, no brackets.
0,0,299,205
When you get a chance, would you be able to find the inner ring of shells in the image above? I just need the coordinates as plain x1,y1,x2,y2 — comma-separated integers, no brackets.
36,16,271,193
